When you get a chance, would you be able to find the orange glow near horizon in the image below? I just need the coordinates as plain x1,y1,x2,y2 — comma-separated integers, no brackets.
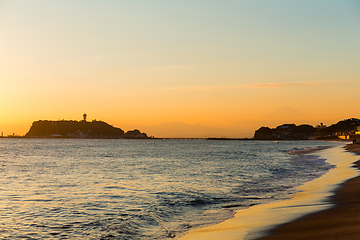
1,1,360,137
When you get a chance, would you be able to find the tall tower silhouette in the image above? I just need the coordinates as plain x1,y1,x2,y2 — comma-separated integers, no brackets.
83,113,87,122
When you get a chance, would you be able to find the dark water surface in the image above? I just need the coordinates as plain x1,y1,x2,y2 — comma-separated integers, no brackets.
0,139,339,239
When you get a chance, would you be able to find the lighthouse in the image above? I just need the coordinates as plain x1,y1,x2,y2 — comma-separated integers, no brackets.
83,113,87,122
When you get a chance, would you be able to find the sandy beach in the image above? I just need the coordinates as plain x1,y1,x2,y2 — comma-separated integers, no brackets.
257,143,360,240
180,143,360,240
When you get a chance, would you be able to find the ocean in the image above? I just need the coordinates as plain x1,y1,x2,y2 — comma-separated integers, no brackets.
0,139,340,239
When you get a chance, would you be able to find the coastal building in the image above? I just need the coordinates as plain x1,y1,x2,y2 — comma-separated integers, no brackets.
316,123,326,129
338,134,349,140
335,127,360,140
83,113,87,122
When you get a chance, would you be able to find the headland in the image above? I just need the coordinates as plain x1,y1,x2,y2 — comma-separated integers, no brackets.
253,118,360,141
206,118,360,141
24,119,150,139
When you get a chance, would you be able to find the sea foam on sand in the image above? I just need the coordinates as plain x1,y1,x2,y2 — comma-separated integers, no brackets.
180,144,359,240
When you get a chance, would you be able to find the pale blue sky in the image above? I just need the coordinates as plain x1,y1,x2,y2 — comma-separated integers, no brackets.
1,0,360,136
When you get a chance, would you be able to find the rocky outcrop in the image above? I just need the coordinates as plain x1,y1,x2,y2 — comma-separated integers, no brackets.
123,129,149,139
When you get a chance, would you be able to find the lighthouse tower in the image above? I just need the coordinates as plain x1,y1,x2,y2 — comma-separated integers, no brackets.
83,113,87,122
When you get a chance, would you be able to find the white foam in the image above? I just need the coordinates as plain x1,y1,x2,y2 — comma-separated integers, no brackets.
288,145,330,154
180,144,360,240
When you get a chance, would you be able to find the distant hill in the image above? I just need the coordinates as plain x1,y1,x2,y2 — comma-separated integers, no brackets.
254,124,317,140
256,107,317,134
25,120,149,139
253,118,360,140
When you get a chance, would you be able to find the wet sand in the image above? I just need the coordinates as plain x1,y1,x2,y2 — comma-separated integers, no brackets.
257,143,360,240
180,144,360,240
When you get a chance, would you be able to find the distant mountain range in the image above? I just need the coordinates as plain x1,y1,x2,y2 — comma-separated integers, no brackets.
262,106,311,121
120,122,252,138
119,107,315,138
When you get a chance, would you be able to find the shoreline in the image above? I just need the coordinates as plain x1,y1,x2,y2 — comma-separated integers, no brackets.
179,143,360,240
256,143,360,240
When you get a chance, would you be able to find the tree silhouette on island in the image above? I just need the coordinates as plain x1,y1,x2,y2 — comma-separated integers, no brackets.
25,114,150,139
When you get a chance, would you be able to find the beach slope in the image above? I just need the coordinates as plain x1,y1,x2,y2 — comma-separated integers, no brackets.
257,144,360,240
180,144,360,240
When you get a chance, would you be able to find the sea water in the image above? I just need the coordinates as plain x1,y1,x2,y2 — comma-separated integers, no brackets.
0,139,340,239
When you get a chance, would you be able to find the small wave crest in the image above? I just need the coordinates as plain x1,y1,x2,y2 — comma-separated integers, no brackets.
288,145,331,154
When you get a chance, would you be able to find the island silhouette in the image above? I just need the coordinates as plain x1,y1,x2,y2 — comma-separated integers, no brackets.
7,115,360,140
25,114,149,139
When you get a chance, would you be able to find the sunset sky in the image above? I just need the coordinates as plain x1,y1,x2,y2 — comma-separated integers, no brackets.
1,0,360,137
